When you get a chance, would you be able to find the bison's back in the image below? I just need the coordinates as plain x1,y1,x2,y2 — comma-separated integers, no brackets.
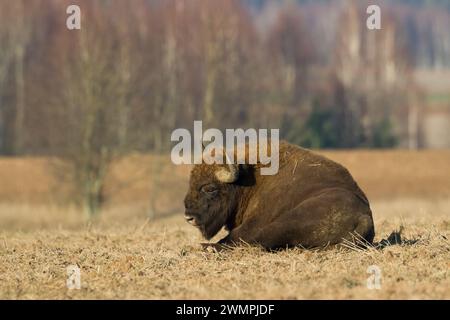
256,142,368,208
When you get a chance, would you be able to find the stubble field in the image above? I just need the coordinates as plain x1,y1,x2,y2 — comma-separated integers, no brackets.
0,150,449,299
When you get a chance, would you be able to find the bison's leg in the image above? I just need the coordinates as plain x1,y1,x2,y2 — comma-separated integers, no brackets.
220,188,375,250
200,242,230,252
218,220,319,250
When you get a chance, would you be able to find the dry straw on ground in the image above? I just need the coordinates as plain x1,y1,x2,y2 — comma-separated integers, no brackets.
0,199,449,299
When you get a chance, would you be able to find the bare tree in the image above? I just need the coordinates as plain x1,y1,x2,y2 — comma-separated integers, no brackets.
333,0,415,148
45,1,150,217
0,7,15,152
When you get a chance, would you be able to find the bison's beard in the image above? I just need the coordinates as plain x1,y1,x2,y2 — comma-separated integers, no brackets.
199,210,228,240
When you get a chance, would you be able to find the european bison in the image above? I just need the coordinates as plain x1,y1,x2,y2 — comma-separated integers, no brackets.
183,141,374,250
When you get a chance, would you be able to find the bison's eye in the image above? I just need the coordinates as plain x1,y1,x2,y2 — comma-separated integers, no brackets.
201,184,218,195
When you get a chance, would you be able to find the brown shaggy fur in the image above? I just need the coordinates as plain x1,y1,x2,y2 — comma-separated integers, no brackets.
184,141,375,250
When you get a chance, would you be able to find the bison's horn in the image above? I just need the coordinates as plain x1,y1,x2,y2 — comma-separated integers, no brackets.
215,150,239,183
201,140,206,151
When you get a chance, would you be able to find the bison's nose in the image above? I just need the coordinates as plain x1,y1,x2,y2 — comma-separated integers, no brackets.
184,215,199,226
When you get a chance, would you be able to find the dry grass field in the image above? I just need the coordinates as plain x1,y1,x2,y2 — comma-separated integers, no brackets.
0,150,449,299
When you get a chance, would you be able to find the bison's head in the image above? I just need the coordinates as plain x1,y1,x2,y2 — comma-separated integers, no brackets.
184,160,241,240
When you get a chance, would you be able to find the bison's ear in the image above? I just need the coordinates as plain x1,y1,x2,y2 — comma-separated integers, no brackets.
234,164,256,186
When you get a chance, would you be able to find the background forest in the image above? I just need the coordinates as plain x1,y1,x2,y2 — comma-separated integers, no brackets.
0,0,449,214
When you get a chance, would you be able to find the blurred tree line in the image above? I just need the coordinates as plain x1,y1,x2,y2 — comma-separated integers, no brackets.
0,0,445,214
